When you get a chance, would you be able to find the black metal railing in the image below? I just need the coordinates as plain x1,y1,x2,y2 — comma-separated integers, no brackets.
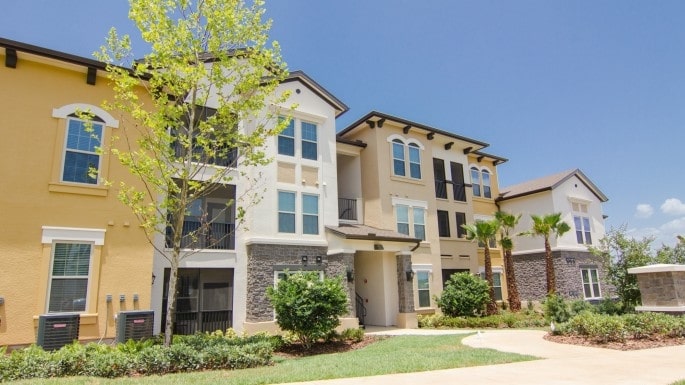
338,198,358,221
172,141,238,167
163,310,233,335
166,221,235,250
200,310,233,332
355,293,367,327
434,180,448,199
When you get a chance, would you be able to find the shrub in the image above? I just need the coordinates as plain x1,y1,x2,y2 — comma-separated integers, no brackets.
569,299,594,315
543,294,572,323
595,298,625,315
339,328,365,343
266,271,348,349
418,311,547,329
436,272,489,317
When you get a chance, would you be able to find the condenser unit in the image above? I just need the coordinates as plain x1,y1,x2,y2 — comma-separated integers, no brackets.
116,310,154,343
36,313,80,351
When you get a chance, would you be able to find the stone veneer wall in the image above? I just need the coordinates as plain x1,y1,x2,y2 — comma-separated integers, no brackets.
396,254,414,313
246,244,354,322
636,271,685,307
513,250,611,301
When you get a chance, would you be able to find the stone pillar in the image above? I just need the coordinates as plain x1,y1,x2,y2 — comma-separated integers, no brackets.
326,252,356,317
628,264,685,314
396,252,417,328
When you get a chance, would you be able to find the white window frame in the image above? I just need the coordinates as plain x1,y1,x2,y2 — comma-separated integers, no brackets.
392,139,406,177
480,268,503,301
277,117,295,157
277,190,296,234
470,167,481,197
391,197,428,239
61,116,104,185
302,193,319,235
300,121,318,161
396,204,410,235
572,202,592,245
413,207,426,241
481,169,491,198
416,270,431,308
47,241,93,313
408,143,421,179
581,267,602,299
387,135,424,180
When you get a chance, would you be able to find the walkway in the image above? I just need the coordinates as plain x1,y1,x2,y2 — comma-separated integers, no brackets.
287,327,685,385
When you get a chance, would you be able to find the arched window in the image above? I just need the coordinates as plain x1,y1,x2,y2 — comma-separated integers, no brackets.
408,143,421,179
470,167,481,197
481,169,491,198
392,139,406,177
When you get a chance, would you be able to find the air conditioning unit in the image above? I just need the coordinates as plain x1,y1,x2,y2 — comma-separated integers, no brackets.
36,313,80,351
116,310,154,343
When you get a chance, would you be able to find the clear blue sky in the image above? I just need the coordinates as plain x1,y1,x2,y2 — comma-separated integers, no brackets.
2,1,684,245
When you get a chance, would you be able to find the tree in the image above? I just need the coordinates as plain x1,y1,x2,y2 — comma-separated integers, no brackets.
436,272,490,317
95,0,290,346
655,237,685,264
462,219,499,315
495,211,522,312
520,213,571,295
589,227,655,311
266,272,348,349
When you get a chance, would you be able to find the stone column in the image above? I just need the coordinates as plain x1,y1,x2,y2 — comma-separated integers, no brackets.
396,252,417,328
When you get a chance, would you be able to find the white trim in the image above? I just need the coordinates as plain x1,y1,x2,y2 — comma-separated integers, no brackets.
391,197,428,209
628,264,685,274
636,305,685,312
385,134,425,150
473,214,494,222
568,196,593,204
52,103,119,128
412,263,433,273
327,248,356,255
478,266,503,273
244,237,328,247
42,226,106,245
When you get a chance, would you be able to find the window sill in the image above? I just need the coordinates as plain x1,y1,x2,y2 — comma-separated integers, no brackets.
49,183,108,197
390,176,424,185
472,196,494,202
33,313,98,327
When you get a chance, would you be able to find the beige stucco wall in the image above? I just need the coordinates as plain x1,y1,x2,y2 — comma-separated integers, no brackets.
0,52,153,346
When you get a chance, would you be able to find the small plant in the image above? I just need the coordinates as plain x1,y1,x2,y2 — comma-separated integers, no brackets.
436,272,490,317
266,271,348,349
340,328,365,343
543,294,571,323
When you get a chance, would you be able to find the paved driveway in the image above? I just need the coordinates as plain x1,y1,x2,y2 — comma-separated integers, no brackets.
287,328,685,385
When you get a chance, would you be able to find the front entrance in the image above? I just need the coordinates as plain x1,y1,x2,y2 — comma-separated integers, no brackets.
161,268,233,334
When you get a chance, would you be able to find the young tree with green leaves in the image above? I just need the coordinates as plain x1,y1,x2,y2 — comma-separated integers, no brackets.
462,219,499,315
520,213,571,295
495,211,522,312
589,227,655,312
94,0,290,346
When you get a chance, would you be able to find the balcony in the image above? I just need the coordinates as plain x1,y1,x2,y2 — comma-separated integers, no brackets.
338,197,360,222
166,220,235,250
172,141,238,167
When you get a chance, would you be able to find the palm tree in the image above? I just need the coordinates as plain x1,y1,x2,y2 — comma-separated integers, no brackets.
521,213,571,295
495,211,522,312
462,219,499,315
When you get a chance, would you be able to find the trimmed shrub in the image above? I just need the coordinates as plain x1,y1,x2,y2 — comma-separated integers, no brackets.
436,272,490,317
267,272,348,349
543,294,572,323
418,311,547,329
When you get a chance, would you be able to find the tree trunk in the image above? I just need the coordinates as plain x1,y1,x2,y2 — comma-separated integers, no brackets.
503,248,521,312
544,237,556,295
484,246,498,315
164,257,179,346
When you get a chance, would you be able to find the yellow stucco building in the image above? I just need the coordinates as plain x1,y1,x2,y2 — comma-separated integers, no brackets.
0,38,154,347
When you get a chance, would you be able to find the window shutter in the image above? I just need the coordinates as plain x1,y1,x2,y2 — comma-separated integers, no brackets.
451,162,466,202
433,158,447,199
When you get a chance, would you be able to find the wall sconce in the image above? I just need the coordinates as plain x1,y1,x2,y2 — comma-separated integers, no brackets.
133,293,139,302
346,268,355,283
0,297,5,305
315,255,323,264
301,255,308,264
405,270,414,281
119,294,126,302
151,273,156,285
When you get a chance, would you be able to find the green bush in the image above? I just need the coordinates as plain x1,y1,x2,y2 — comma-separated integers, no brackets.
557,312,685,344
595,298,625,315
266,271,348,349
436,272,490,317
570,299,594,315
418,311,547,329
543,294,572,323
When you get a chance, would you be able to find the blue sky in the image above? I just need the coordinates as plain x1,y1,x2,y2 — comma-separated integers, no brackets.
2,1,685,245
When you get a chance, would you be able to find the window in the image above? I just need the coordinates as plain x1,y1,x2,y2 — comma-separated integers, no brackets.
408,143,421,179
62,117,103,184
392,139,406,177
572,203,592,244
302,194,319,235
437,210,450,237
455,212,467,238
396,205,410,235
48,242,91,312
433,158,447,199
450,162,466,202
278,191,296,233
581,268,601,299
413,207,426,241
417,271,431,308
480,271,503,301
278,118,295,156
301,122,318,160
482,170,492,198
471,167,481,197
389,136,422,180
478,237,497,248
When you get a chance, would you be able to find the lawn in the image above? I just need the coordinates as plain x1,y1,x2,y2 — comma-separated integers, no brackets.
11,334,537,385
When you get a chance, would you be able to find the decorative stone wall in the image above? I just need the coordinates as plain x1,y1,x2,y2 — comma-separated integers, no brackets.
396,254,414,313
513,250,611,301
246,244,354,322
635,271,685,306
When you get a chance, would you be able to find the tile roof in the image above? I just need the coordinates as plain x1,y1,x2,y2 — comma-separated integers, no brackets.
498,168,608,202
326,224,420,243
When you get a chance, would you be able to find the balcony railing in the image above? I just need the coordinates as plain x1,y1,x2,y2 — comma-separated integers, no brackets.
166,220,235,250
172,141,238,167
435,180,448,199
338,198,358,221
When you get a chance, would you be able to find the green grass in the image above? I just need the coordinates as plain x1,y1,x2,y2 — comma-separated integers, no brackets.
670,381,685,385
10,334,537,385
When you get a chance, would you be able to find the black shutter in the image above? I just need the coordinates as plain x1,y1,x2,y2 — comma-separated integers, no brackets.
456,212,467,238
451,162,466,202
437,210,450,237
433,158,447,199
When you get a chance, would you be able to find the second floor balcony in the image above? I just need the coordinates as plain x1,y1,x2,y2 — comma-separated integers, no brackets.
166,220,235,250
339,197,362,223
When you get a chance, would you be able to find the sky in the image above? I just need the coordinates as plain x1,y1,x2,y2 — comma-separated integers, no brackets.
2,1,685,246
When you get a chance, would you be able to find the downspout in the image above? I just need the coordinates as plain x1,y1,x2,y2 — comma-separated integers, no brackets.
411,239,421,252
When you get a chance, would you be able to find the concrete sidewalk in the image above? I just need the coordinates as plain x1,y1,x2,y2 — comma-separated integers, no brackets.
287,328,685,385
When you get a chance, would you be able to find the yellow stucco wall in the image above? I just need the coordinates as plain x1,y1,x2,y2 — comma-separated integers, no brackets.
0,52,154,346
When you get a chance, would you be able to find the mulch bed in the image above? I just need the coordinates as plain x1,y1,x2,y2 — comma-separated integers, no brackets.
275,335,384,358
544,333,685,351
